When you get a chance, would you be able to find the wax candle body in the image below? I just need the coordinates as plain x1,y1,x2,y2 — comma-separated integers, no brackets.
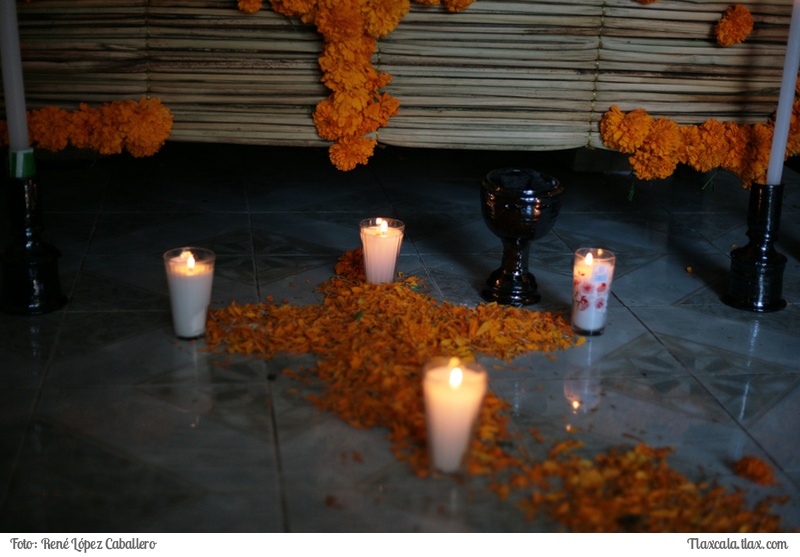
164,247,215,339
571,248,616,335
360,218,404,284
766,0,800,185
0,0,31,152
423,358,487,473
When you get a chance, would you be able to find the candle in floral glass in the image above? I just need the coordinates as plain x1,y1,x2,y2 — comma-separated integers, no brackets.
571,248,616,336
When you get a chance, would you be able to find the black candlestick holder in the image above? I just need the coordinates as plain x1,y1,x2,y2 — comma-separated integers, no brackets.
1,173,68,315
480,167,564,306
722,182,787,312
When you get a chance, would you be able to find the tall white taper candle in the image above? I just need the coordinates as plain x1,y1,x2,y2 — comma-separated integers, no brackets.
0,0,31,152
766,0,800,186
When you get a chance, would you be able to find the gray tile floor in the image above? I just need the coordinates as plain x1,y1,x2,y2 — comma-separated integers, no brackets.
0,142,798,532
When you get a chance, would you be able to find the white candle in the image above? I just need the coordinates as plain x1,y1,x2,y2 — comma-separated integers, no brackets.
766,0,800,186
423,357,487,473
164,247,215,339
0,0,30,152
359,217,404,284
571,248,616,335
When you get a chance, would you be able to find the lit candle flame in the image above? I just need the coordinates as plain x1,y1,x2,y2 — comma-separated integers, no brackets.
379,219,388,236
182,250,196,271
449,367,463,388
585,252,593,266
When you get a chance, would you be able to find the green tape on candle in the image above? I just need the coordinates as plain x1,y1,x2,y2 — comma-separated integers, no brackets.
8,148,36,179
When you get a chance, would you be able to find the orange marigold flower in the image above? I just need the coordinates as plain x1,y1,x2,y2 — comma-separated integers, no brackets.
635,0,660,4
678,125,700,167
314,0,364,42
629,152,679,182
366,71,393,93
369,92,400,126
121,97,174,158
721,121,751,178
320,36,377,69
67,103,101,150
715,4,754,47
269,0,316,18
364,0,410,38
28,105,70,152
600,105,653,154
628,117,682,180
696,119,729,170
733,456,777,486
443,0,476,12
319,39,378,91
680,119,728,173
88,102,126,155
412,0,442,6
357,92,400,135
237,0,263,14
313,97,362,140
329,135,377,171
331,87,372,115
722,122,747,172
644,117,683,156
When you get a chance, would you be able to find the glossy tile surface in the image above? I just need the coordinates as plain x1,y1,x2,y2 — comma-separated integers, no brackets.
0,143,798,532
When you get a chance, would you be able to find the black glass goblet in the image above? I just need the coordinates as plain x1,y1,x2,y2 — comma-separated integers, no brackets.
480,167,564,306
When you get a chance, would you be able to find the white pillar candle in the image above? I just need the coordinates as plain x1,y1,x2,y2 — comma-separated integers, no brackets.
571,248,616,336
0,0,31,152
164,247,215,339
423,357,487,473
359,217,404,284
766,0,800,186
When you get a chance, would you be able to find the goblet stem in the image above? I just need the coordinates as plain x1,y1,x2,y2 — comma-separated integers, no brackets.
482,239,540,306
501,238,530,279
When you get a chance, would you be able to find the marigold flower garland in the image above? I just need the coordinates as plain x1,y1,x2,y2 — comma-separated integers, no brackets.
237,0,476,171
205,249,790,532
0,97,173,158
599,92,800,186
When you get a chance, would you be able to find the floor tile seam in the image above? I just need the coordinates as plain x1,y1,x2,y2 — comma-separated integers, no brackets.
613,296,701,379
736,376,800,433
651,330,789,468
0,299,73,512
266,372,291,532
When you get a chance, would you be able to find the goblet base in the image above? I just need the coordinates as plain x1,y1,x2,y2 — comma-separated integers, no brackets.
481,267,540,306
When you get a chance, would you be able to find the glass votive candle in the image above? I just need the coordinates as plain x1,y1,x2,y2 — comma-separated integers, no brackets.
423,357,487,473
163,247,216,339
571,247,616,336
359,217,405,284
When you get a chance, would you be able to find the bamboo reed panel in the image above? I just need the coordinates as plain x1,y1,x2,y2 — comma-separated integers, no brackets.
0,0,794,152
